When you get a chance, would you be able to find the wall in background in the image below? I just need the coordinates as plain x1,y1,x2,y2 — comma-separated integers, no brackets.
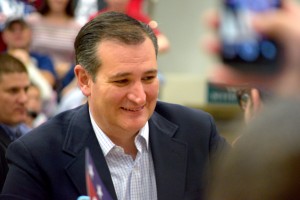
149,0,220,106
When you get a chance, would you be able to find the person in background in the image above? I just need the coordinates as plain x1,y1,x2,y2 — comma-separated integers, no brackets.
89,0,170,53
2,17,57,88
204,0,300,199
205,0,300,100
0,53,30,192
2,17,57,117
26,0,82,82
206,100,300,200
235,87,274,125
0,0,36,52
230,87,272,145
1,12,228,200
24,83,47,129
127,0,144,13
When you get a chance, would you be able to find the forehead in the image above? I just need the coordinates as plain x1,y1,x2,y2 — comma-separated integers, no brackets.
6,22,29,31
98,38,156,60
96,38,157,74
0,72,29,87
27,85,40,94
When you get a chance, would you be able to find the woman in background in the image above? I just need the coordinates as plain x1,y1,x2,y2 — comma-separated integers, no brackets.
26,0,81,81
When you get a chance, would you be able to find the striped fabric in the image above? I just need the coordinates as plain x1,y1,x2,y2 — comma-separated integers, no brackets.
90,112,158,200
27,14,81,70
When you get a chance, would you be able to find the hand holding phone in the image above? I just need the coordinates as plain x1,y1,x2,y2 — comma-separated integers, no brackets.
220,0,283,74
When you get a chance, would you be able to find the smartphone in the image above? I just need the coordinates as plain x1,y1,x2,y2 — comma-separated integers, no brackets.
220,0,282,74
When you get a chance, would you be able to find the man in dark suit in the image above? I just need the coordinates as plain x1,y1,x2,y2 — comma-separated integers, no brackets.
1,12,228,200
0,53,30,192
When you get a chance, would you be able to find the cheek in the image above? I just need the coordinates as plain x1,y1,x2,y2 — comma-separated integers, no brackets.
91,85,123,104
1,95,13,105
147,82,160,99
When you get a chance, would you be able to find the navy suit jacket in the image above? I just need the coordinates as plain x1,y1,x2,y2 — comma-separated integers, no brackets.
0,126,13,192
1,101,228,200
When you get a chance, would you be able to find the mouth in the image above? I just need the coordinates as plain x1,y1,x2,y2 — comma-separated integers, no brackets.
15,107,26,112
121,106,144,112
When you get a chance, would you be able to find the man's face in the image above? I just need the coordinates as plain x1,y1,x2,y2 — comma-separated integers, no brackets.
86,38,159,136
0,72,30,125
2,22,31,49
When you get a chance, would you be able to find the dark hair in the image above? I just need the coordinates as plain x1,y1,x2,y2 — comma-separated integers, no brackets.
39,0,75,17
74,11,158,81
0,53,28,81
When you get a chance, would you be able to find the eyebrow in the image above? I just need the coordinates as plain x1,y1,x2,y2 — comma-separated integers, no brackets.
111,69,158,79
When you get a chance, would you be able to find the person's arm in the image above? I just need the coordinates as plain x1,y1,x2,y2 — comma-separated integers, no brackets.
9,49,54,101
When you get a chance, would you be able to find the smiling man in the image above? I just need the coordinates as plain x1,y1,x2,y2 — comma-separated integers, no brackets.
1,12,228,200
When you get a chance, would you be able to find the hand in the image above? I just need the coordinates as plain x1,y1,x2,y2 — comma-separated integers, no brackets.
8,49,31,65
203,0,300,93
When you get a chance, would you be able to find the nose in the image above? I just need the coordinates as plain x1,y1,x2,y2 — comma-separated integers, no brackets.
127,82,146,104
18,89,28,104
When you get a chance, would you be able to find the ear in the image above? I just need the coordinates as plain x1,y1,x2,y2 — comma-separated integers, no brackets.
74,65,92,97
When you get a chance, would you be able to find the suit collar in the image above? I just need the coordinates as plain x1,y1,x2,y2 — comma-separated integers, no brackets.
62,104,118,199
149,112,188,200
0,125,13,147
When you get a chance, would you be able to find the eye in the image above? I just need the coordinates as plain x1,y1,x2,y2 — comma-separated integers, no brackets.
113,79,129,85
25,86,30,93
142,76,156,82
8,88,19,94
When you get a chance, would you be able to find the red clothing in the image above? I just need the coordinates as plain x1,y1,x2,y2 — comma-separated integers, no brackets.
89,2,161,35
128,0,143,12
0,34,6,52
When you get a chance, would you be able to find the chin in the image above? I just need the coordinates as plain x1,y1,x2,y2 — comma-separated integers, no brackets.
125,120,147,132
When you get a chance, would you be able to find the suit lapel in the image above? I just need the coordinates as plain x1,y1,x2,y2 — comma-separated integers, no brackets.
0,126,13,147
62,104,118,199
149,112,188,200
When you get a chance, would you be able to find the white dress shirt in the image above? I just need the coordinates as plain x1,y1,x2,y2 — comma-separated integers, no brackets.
90,111,157,200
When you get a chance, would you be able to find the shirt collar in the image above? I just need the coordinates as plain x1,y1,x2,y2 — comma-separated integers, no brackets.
89,110,149,156
0,123,26,140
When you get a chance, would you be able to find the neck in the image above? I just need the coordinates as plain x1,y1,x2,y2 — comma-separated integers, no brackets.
107,131,138,159
44,13,71,23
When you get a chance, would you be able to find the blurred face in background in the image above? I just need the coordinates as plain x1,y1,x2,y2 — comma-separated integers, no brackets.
0,72,30,126
236,88,263,124
47,0,69,13
2,22,32,50
25,85,42,127
105,0,130,12
26,85,42,115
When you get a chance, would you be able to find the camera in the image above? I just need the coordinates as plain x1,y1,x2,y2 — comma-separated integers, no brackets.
220,0,283,74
